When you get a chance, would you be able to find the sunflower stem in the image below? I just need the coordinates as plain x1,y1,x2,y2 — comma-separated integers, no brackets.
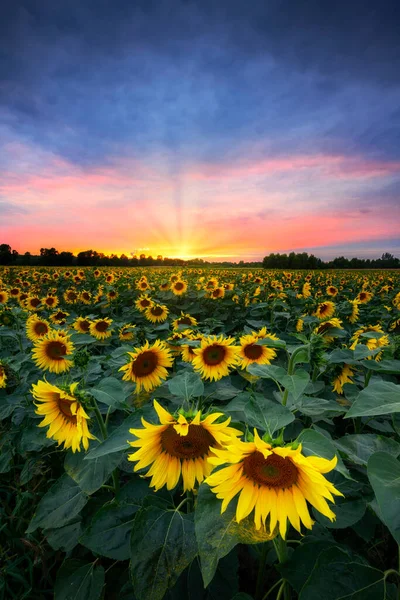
255,542,269,599
92,399,120,498
273,537,291,600
282,349,297,407
260,578,283,600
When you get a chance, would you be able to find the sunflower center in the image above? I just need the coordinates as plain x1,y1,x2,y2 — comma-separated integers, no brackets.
46,341,67,359
318,322,333,334
55,311,67,319
34,322,49,335
46,298,55,305
243,451,298,489
177,317,192,325
131,351,158,376
80,320,90,331
140,299,151,307
68,292,78,300
174,282,184,290
161,424,216,459
212,289,221,297
203,344,226,365
57,396,75,419
30,298,40,307
95,321,109,332
319,303,327,312
82,293,90,300
243,343,263,360
151,307,163,316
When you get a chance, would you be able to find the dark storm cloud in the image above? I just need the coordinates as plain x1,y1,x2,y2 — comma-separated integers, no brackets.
1,0,400,166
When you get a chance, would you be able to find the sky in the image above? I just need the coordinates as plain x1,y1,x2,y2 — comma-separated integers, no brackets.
1,0,400,261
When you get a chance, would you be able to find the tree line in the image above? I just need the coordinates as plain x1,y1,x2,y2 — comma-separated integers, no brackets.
262,251,400,269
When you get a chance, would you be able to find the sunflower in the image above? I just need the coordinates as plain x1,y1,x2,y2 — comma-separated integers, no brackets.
0,362,7,388
356,291,373,304
119,323,136,341
135,295,154,312
119,340,173,392
26,315,52,342
42,295,59,309
144,304,169,324
89,317,113,340
0,290,9,304
350,325,389,360
326,286,338,297
32,380,95,452
315,301,335,320
107,290,118,302
80,290,92,304
136,279,151,291
205,278,218,290
223,283,235,291
64,289,79,304
172,312,198,329
159,281,170,291
332,364,355,394
25,296,42,311
128,400,240,492
106,273,115,284
302,282,311,298
348,300,360,324
296,317,304,332
171,280,188,296
389,318,400,334
50,310,69,325
192,335,240,381
181,331,203,363
206,430,342,538
9,287,20,298
238,333,277,369
210,287,225,299
314,318,343,342
73,317,92,334
32,331,74,374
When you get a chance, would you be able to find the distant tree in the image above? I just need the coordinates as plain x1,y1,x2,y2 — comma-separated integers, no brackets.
0,244,12,265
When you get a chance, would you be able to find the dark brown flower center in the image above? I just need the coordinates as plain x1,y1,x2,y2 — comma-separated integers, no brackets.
317,322,333,334
58,395,77,422
131,351,158,376
151,307,164,316
243,343,263,360
177,317,192,325
203,344,226,365
82,292,90,300
67,292,78,300
11,288,19,295
212,289,221,297
174,282,184,290
20,293,28,301
359,293,367,300
161,424,215,459
46,341,67,360
45,297,55,305
319,303,328,313
140,299,151,307
95,321,109,332
79,320,90,332
30,298,40,307
34,322,49,335
55,311,67,319
243,451,298,489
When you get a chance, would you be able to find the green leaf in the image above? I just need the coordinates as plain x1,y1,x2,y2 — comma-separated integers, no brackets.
85,407,153,460
277,540,337,593
243,394,294,437
130,503,197,600
69,333,98,345
314,497,366,529
45,519,83,553
299,546,388,600
64,445,122,494
345,381,400,418
27,474,88,533
297,429,350,479
280,370,310,400
195,485,274,588
362,360,400,374
297,396,345,418
335,434,400,466
327,349,359,365
367,452,400,544
247,363,287,383
167,371,204,401
89,377,126,407
54,559,104,600
81,502,141,560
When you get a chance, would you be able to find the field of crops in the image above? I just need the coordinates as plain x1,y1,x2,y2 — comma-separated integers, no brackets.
0,266,399,600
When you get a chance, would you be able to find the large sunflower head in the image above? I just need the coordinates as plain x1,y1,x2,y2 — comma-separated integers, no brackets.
210,287,225,299
64,288,79,304
25,296,42,311
89,317,113,340
26,315,52,342
238,333,277,369
171,280,188,296
144,304,169,324
326,286,338,297
32,331,74,374
315,301,335,320
192,335,240,381
172,312,198,330
206,430,343,538
119,340,173,393
73,316,93,334
42,295,59,309
80,290,92,305
135,295,154,312
32,380,95,452
356,291,373,304
128,400,241,492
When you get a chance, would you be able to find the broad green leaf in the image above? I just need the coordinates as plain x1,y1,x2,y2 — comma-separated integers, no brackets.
277,540,337,593
27,474,88,533
345,381,400,418
167,371,204,401
297,396,345,417
85,407,153,460
300,546,388,600
368,452,400,544
55,559,104,600
69,333,97,345
243,394,294,437
89,376,126,407
353,345,381,360
18,423,55,452
195,485,274,588
297,429,350,479
327,349,359,365
248,364,310,400
45,519,83,553
314,497,366,529
65,444,122,494
81,502,141,560
247,363,287,383
130,503,197,600
335,434,400,466
362,360,400,374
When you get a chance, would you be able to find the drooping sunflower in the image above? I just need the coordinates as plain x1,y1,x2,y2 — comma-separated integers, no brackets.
32,331,74,374
238,333,277,370
172,312,198,329
42,295,59,309
144,304,169,324
135,295,154,312
0,362,7,388
0,290,9,304
171,280,188,296
128,400,240,492
349,324,389,360
119,340,173,392
192,335,240,381
348,300,360,324
302,282,312,298
89,317,113,340
50,310,69,325
389,318,400,334
332,364,355,394
26,315,52,342
206,430,342,538
314,318,343,342
119,323,136,341
314,301,335,320
73,317,92,334
32,380,95,452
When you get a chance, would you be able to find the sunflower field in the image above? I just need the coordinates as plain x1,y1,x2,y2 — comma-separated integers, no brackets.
1,266,400,600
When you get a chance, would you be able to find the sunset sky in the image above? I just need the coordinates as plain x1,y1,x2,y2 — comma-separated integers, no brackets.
1,0,400,261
